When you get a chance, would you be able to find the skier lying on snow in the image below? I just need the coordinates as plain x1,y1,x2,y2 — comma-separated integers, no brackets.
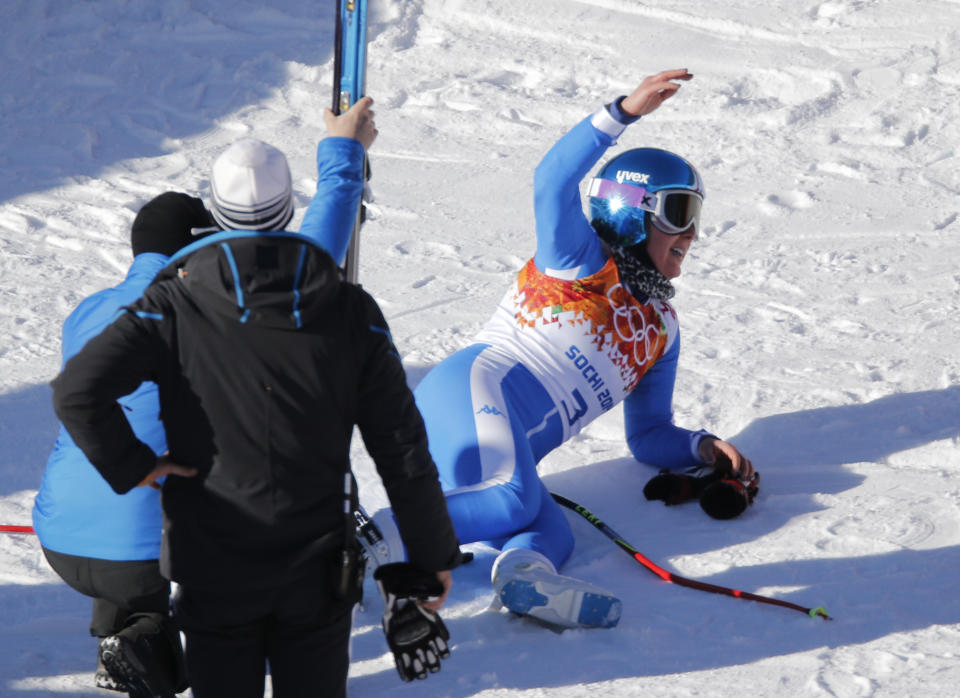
361,68,759,630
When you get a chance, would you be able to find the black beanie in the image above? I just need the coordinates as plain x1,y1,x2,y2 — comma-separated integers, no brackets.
131,192,216,257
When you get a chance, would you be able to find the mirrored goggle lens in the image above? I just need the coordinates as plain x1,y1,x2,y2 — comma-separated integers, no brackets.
656,190,702,233
588,178,658,213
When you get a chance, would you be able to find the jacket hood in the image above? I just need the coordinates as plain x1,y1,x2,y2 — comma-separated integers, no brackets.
155,231,342,329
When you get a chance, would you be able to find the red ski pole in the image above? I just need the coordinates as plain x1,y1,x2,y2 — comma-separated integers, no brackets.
0,525,35,534
552,492,831,620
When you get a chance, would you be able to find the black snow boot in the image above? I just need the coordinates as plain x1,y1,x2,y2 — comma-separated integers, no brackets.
98,612,188,698
94,643,129,692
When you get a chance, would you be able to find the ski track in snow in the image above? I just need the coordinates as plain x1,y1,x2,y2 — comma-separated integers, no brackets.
2,0,960,695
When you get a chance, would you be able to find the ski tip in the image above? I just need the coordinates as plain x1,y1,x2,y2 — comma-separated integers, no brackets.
808,606,832,621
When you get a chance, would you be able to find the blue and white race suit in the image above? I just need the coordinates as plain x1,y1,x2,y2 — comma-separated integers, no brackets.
413,105,709,569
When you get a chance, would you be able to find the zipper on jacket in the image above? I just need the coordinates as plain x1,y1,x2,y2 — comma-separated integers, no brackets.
264,383,276,519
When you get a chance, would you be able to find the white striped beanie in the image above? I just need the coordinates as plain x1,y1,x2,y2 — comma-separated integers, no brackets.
209,138,294,232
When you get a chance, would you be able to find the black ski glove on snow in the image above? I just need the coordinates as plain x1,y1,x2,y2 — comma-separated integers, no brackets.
643,467,722,505
699,472,760,520
374,563,451,682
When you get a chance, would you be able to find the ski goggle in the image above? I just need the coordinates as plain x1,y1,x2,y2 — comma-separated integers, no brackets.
588,178,702,235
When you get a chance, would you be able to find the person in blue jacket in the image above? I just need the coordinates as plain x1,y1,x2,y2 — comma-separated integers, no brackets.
35,98,384,696
34,191,215,693
51,98,462,697
364,69,757,630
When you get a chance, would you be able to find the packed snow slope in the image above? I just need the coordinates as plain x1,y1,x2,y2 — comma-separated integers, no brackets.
1,1,959,696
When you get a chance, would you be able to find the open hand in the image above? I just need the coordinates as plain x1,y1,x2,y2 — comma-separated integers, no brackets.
620,69,694,117
137,453,198,490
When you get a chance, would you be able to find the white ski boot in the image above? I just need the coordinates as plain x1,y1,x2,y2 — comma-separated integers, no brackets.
491,548,621,629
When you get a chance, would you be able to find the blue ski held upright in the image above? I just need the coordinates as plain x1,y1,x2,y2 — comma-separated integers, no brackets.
333,0,369,284
334,0,369,115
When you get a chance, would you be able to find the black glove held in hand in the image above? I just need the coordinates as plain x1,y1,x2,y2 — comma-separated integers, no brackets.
699,472,760,520
643,468,721,505
374,563,451,682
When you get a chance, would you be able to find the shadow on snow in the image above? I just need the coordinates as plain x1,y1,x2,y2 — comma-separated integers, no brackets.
0,383,57,498
4,376,958,692
350,384,960,694
0,0,363,205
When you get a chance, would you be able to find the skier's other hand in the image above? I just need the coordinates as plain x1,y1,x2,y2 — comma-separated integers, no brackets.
137,453,197,490
697,437,755,481
324,96,378,150
620,69,693,117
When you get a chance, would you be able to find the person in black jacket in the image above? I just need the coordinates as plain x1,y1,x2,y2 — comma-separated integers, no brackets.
51,98,461,698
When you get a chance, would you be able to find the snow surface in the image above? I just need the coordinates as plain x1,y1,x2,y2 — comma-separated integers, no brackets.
2,0,960,695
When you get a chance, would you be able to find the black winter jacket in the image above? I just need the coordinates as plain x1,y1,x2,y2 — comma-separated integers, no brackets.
52,231,460,590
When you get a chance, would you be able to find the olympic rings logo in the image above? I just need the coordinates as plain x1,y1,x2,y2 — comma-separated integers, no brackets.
606,283,664,365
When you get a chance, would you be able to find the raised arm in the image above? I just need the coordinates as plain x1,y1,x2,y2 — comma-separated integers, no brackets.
532,69,694,278
299,97,378,264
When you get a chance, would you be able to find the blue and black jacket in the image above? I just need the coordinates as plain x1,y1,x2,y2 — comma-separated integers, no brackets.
50,138,460,590
52,229,460,590
34,137,368,563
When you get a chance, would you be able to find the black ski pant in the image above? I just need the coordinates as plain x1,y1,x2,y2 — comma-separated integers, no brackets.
42,547,170,637
173,568,357,698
